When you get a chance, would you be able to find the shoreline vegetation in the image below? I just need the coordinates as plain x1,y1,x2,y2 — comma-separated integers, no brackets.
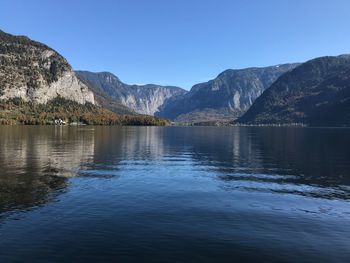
0,98,345,128
175,121,349,128
0,97,169,126
176,121,308,127
0,98,347,128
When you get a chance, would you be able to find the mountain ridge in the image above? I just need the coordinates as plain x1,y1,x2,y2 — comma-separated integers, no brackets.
155,63,300,122
238,55,350,126
75,70,187,115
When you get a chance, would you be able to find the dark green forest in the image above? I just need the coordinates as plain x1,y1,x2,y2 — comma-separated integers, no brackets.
0,97,170,126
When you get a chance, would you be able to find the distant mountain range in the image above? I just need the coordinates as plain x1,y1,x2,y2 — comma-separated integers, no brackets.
75,71,186,115
1,29,350,127
76,65,299,123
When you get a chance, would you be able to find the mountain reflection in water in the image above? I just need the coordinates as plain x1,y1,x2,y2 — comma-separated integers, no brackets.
0,126,349,262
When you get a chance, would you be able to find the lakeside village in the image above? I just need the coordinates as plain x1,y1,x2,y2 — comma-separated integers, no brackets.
54,118,86,126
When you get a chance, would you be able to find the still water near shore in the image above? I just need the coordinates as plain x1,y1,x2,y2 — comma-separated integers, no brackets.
0,126,349,262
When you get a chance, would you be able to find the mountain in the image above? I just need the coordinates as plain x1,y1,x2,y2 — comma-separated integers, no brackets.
238,55,350,127
75,71,187,115
155,64,299,122
0,30,170,126
0,30,94,104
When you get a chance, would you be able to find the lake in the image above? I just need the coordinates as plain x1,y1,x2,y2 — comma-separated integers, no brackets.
0,126,349,262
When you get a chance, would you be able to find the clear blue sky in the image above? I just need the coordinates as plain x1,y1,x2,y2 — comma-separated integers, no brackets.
1,0,350,89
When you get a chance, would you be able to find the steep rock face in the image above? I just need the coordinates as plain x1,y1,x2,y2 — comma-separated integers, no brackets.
121,85,186,115
76,71,187,115
238,55,350,126
156,64,299,122
0,30,94,104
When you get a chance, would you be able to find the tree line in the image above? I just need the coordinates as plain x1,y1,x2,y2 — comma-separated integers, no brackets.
0,97,170,126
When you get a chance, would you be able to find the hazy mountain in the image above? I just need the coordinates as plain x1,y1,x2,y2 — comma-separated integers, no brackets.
75,71,187,115
0,30,94,104
238,55,350,126
156,64,299,122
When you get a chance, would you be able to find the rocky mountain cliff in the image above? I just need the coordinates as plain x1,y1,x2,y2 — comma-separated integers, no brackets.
0,30,94,104
238,55,350,126
75,71,187,115
156,64,299,122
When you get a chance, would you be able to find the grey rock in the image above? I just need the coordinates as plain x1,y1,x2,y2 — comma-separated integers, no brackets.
156,64,300,122
0,30,94,105
76,71,187,115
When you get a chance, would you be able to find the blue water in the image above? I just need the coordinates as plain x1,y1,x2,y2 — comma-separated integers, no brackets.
0,126,349,262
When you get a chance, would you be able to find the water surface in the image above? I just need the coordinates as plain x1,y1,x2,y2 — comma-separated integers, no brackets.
0,126,349,262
